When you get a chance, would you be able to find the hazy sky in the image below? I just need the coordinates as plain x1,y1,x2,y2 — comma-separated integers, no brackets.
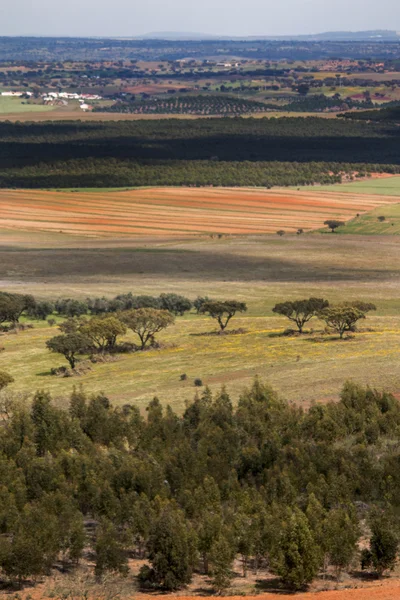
0,0,399,37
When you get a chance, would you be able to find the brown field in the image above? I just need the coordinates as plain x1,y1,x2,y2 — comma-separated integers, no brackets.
0,187,398,237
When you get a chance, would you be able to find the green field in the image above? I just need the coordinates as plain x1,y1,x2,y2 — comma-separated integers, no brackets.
2,232,400,410
309,176,400,196
0,96,55,114
336,203,400,235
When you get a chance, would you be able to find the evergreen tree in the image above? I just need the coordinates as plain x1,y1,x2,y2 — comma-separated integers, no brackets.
209,534,235,594
366,511,399,576
271,508,321,590
324,507,359,580
94,519,129,582
140,504,197,590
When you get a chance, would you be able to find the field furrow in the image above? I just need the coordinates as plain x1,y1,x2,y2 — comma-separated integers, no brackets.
0,186,399,237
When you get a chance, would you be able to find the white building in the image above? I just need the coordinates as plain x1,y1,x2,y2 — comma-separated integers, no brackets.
1,91,23,97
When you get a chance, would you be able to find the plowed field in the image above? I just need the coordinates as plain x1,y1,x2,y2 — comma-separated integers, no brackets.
0,187,398,237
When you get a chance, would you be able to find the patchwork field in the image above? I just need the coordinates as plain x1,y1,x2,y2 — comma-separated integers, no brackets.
0,186,399,236
1,180,400,409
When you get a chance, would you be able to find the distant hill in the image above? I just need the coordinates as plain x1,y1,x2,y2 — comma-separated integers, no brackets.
139,30,400,41
299,30,400,41
139,32,219,40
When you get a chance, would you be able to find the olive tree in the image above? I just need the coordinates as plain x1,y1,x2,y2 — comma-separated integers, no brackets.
199,300,247,331
46,333,91,369
120,308,175,349
272,298,329,333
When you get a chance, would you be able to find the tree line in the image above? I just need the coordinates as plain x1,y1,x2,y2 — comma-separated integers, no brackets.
1,118,400,188
0,292,378,374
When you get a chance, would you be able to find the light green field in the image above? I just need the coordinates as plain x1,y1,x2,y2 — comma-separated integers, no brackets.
2,312,400,412
308,176,400,196
0,96,55,114
337,203,400,235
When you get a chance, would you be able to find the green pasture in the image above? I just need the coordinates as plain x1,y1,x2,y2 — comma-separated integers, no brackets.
337,203,400,235
2,231,400,410
0,96,55,114
3,311,400,412
306,176,400,196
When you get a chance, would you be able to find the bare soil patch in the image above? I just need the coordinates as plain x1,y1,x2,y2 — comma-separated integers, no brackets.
0,187,398,237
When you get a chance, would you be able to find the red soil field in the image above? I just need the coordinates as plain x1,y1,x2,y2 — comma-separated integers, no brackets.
14,579,400,600
0,187,398,238
156,583,400,600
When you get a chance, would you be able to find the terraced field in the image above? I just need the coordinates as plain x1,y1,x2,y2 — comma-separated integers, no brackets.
0,187,399,237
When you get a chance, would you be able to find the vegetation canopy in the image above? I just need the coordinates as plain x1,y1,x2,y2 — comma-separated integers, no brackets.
272,298,329,333
199,300,248,331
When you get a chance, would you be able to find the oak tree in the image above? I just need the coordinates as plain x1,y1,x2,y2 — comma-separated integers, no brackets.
200,300,247,331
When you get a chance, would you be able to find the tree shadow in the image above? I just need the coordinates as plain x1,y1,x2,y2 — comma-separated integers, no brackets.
255,577,298,594
350,569,385,582
190,329,247,337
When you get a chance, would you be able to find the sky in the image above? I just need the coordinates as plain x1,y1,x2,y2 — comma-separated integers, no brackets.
0,0,399,37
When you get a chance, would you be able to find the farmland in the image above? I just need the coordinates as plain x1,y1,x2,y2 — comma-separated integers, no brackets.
4,35,400,600
0,186,398,236
309,175,400,196
0,96,55,114
2,218,400,409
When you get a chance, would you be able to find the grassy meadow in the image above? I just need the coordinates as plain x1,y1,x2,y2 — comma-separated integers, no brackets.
2,228,400,411
4,311,400,412
309,175,400,196
0,96,55,114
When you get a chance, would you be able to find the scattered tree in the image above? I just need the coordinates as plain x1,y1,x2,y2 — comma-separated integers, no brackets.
200,300,247,331
319,306,366,339
324,219,345,233
81,316,126,352
46,332,91,369
273,298,329,333
121,308,175,349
